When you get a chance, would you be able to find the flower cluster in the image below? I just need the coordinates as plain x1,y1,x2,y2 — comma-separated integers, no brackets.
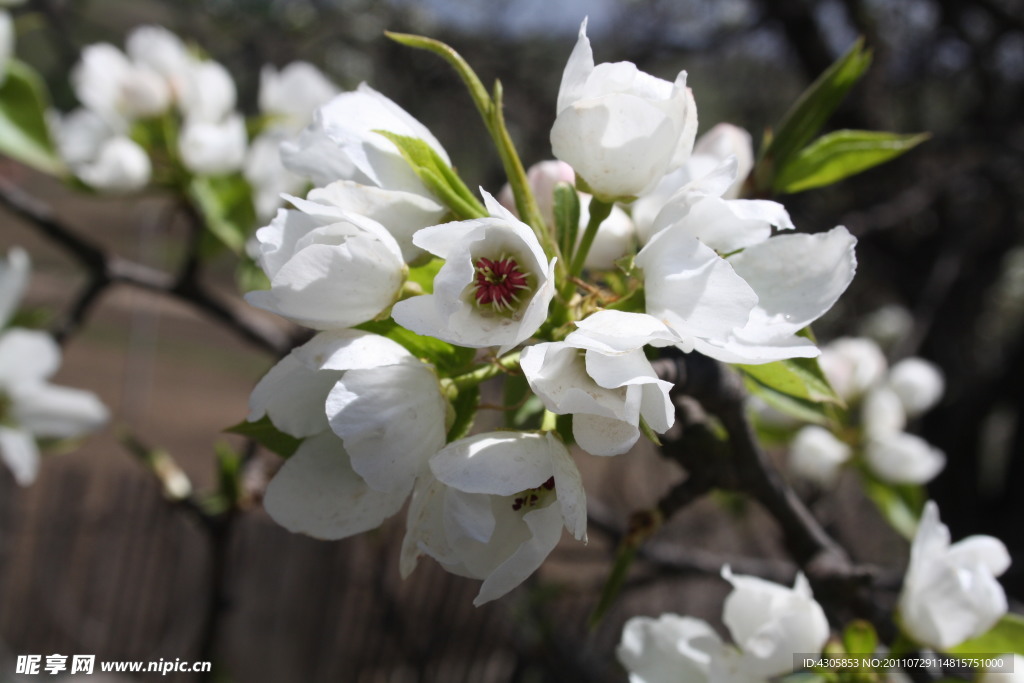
617,569,830,682
238,20,859,605
787,336,946,486
0,248,108,485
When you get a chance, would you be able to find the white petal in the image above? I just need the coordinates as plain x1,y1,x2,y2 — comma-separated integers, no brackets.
263,432,408,540
178,113,247,176
555,18,595,113
293,328,412,372
326,362,446,493
10,383,108,439
887,357,944,418
0,329,60,384
547,433,587,540
788,426,852,486
573,413,640,456
617,614,721,683
0,246,30,328
0,426,40,486
568,310,681,353
865,432,945,485
430,431,556,496
76,136,151,193
247,353,340,437
474,503,564,606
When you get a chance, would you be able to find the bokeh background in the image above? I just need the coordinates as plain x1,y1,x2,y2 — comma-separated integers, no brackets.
1,0,1022,680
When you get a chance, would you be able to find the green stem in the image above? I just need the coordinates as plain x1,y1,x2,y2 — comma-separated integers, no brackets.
448,352,521,392
567,198,613,285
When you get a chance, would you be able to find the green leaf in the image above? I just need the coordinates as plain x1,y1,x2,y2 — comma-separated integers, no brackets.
775,130,929,194
446,385,480,442
860,473,925,540
374,130,486,220
225,415,302,458
188,174,257,255
757,39,872,191
742,374,835,425
739,357,844,406
553,181,580,258
948,613,1024,657
357,319,476,376
0,59,64,175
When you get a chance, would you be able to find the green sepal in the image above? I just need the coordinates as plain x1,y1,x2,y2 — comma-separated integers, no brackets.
225,415,302,459
553,181,580,258
373,130,486,220
188,174,257,256
0,59,65,175
357,319,476,376
756,39,872,192
775,130,929,194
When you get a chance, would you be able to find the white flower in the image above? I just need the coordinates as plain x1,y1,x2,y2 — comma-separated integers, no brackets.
788,425,852,486
259,61,339,134
391,191,556,354
551,18,698,200
71,43,170,124
617,614,765,683
282,83,449,195
245,197,406,330
520,310,676,456
817,337,888,403
253,329,447,539
125,26,192,100
401,431,586,606
53,109,151,193
898,501,1010,650
632,123,755,241
178,59,236,124
0,250,108,485
864,430,945,485
178,112,247,175
244,132,306,221
886,357,944,418
721,567,830,678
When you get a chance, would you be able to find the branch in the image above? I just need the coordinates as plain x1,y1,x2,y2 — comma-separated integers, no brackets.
0,177,292,356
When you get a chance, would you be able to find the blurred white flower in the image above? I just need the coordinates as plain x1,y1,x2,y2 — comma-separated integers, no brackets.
551,18,698,199
245,197,406,330
898,501,1010,650
632,123,755,241
177,59,236,124
125,25,192,101
0,249,108,485
259,61,339,134
817,337,888,403
391,191,556,355
618,614,761,683
863,431,945,485
71,42,170,124
788,425,852,486
401,431,586,606
887,357,944,418
520,310,676,456
178,112,247,175
54,108,151,193
721,567,830,677
244,131,305,221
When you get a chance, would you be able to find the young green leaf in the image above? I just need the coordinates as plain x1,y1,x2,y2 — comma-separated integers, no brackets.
738,357,844,406
553,181,580,258
0,60,64,175
775,130,929,194
225,415,302,459
860,472,925,540
756,39,872,191
373,130,486,220
188,174,257,255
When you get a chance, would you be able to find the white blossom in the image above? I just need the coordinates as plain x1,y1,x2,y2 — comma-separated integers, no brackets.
887,357,944,418
391,191,556,355
721,567,830,678
788,425,852,486
177,58,236,124
817,337,888,403
244,131,306,221
0,249,108,485
53,109,151,193
898,501,1010,650
520,310,676,456
551,18,698,199
71,43,170,125
401,431,586,606
245,197,407,330
259,61,339,134
178,112,247,175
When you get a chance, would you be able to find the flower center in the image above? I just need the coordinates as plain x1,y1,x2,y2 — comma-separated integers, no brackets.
511,476,556,511
473,256,530,312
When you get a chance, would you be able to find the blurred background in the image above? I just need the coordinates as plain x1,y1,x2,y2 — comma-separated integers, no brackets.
1,0,1022,680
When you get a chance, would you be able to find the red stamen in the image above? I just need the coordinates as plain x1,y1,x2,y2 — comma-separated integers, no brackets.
474,256,529,311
